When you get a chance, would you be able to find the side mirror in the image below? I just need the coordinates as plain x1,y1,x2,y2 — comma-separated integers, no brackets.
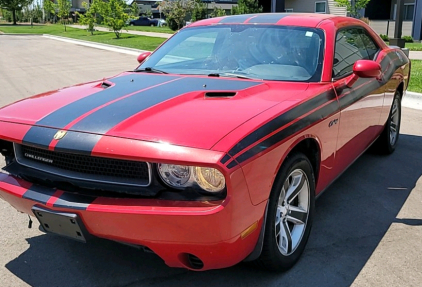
137,52,152,64
346,60,381,88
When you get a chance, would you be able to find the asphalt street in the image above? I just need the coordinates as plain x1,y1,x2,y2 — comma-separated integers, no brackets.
0,35,422,287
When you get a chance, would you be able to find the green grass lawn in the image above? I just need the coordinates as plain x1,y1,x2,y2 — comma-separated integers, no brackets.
404,42,422,51
125,25,174,34
385,41,422,51
0,24,165,51
408,60,422,93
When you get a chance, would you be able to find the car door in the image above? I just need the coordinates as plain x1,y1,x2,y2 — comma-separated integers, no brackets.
332,27,385,173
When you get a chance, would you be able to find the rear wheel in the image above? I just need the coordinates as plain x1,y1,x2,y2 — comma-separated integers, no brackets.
254,153,315,271
375,91,401,154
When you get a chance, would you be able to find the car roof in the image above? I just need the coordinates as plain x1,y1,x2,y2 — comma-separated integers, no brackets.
188,13,354,28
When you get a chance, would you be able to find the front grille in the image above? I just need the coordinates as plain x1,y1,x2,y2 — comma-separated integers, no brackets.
15,144,151,187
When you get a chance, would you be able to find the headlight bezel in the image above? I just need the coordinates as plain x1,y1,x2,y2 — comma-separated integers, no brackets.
156,163,226,195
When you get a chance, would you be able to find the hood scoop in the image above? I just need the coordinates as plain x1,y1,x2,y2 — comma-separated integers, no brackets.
95,81,112,89
205,92,237,98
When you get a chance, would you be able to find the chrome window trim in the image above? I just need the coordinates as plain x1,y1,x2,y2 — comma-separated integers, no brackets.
14,144,152,187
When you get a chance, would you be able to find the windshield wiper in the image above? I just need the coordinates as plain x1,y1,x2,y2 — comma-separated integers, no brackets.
208,72,259,80
135,67,168,74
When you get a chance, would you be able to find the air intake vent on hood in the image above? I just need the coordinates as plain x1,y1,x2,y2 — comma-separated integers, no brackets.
100,81,112,89
205,92,236,98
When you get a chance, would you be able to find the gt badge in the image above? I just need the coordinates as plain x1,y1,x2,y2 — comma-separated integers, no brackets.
53,130,67,140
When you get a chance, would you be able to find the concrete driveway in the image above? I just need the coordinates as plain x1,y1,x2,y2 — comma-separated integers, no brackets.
0,35,421,287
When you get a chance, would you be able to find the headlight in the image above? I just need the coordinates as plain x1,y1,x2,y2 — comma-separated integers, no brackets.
157,164,225,193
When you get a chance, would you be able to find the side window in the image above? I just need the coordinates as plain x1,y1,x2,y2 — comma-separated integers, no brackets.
358,29,379,60
333,28,368,78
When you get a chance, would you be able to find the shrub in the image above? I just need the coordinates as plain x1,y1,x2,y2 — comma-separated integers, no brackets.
360,17,369,24
379,34,389,42
402,36,413,43
166,16,179,31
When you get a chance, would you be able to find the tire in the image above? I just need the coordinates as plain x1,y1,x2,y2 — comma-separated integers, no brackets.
254,152,315,271
375,90,401,154
151,24,155,27
130,23,134,26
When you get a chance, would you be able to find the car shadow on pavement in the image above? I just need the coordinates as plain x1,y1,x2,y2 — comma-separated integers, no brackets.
5,133,422,287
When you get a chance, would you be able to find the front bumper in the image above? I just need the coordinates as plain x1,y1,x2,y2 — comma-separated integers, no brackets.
0,172,266,271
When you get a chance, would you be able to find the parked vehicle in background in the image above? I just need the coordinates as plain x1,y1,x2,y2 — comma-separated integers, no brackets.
129,16,159,26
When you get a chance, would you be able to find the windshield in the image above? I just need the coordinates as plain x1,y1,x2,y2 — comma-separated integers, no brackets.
138,25,325,82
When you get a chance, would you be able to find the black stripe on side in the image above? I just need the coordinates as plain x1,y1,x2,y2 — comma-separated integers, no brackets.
23,185,56,204
228,52,408,168
36,74,177,129
235,100,339,165
22,126,59,149
247,14,290,24
219,14,254,23
338,78,377,110
227,89,336,157
53,131,102,155
71,77,262,134
53,192,96,210
227,160,238,169
220,154,231,164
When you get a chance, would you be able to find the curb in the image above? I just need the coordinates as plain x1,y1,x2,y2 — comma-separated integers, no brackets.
0,33,43,36
42,34,148,56
403,91,422,110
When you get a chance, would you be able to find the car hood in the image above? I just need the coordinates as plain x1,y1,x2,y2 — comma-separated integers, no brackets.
0,73,309,150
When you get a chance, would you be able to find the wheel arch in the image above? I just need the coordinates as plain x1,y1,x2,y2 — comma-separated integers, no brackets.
396,81,404,99
243,136,321,262
279,136,321,188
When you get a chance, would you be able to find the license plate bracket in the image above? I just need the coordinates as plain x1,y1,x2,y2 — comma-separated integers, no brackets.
32,206,88,243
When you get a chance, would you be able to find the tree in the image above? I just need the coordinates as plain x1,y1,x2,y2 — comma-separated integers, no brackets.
0,0,32,24
231,0,262,15
43,0,55,23
191,0,206,22
55,0,71,31
335,0,371,18
210,5,226,18
130,2,140,18
98,0,128,39
78,0,100,35
161,0,194,31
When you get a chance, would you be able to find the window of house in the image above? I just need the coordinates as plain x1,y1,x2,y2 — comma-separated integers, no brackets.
315,1,326,13
404,4,415,21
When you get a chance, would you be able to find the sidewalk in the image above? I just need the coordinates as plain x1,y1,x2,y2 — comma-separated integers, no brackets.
68,25,173,39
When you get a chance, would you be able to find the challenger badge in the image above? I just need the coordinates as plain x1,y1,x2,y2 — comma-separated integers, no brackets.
53,130,67,140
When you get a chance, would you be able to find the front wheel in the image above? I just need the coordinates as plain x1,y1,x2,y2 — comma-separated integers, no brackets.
375,91,401,154
254,153,315,271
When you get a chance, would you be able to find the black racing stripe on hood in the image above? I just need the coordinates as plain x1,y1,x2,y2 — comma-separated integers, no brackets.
247,14,290,24
53,192,95,210
219,14,254,23
23,126,59,149
69,77,262,134
35,74,178,128
23,184,56,204
54,131,102,155
226,89,336,158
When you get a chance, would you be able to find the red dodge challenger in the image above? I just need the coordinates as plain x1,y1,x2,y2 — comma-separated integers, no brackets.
0,14,410,271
